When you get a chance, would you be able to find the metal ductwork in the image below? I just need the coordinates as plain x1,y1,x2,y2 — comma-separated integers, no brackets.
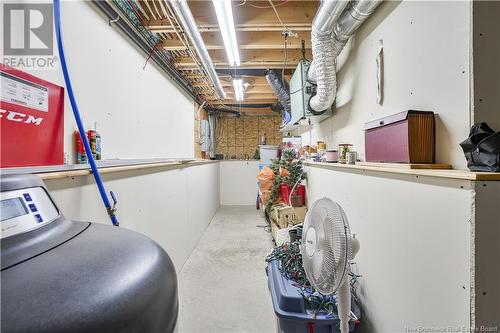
270,102,284,113
308,0,349,85
266,70,291,115
308,0,381,112
169,0,226,99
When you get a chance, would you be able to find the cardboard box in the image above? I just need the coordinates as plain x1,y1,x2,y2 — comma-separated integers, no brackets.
271,204,307,228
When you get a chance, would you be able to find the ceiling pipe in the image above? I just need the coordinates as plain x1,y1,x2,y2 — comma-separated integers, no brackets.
308,0,381,113
206,107,240,115
169,0,226,99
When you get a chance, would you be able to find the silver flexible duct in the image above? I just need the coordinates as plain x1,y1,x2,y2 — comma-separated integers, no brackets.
308,1,348,112
169,0,226,99
309,31,339,112
309,0,382,112
308,1,348,84
266,70,291,115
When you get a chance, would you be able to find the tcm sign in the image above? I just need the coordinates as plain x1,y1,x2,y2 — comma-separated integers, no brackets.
0,64,64,168
0,109,43,126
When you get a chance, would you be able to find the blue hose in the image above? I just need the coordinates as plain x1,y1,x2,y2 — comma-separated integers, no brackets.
53,0,119,226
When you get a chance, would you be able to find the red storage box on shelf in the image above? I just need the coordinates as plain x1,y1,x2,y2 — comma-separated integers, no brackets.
280,184,306,207
364,110,435,163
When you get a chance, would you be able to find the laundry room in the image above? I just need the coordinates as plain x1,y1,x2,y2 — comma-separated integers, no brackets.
1,1,499,333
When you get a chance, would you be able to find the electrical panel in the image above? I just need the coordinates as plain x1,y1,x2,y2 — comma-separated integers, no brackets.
289,59,332,127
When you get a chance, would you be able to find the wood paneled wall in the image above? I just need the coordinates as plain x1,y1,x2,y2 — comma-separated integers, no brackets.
216,115,282,159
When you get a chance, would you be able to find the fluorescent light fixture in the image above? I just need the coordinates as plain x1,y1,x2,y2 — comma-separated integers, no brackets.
212,0,240,66
233,79,244,101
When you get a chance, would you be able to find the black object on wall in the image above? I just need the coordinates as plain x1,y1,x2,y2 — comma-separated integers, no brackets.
460,122,500,172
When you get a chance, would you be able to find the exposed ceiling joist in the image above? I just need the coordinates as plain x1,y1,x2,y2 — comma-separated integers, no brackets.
163,35,311,51
225,91,276,98
175,49,310,69
176,62,297,70
149,22,312,33
187,0,317,26
138,0,316,107
218,74,291,83
217,98,278,105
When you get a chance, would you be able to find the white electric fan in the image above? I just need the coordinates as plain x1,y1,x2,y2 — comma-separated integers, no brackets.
301,198,360,333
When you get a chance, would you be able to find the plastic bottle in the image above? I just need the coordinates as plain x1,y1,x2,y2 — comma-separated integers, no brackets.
74,130,87,164
86,129,97,161
94,122,101,160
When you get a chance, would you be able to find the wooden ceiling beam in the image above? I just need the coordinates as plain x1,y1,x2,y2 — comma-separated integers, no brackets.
217,99,278,105
211,49,309,64
222,86,275,94
181,73,207,78
238,87,276,94
186,0,317,26
175,49,309,70
163,31,312,51
176,62,296,70
219,75,291,86
225,92,277,99
149,22,312,33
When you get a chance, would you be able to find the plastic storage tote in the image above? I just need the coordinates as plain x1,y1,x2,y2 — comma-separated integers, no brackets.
260,145,279,165
266,260,360,333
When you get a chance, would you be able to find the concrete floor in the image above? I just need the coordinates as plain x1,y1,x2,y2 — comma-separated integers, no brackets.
177,206,277,333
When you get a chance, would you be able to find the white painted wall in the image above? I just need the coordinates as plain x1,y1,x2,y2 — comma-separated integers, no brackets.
44,163,220,272
305,165,473,332
297,1,471,169
1,1,195,161
220,160,260,205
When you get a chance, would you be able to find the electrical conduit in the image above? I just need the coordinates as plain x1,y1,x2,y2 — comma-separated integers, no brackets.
53,0,118,226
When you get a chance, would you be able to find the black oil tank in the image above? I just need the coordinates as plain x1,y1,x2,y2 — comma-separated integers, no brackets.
1,174,178,333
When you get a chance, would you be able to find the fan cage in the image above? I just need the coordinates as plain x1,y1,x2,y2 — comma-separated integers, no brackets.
302,198,353,295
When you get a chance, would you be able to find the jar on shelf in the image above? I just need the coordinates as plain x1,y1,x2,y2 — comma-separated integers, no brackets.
338,144,353,164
